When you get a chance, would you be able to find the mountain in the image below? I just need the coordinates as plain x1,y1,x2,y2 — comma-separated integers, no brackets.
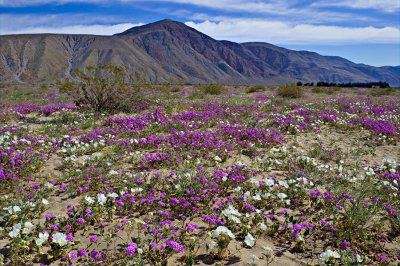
0,19,399,86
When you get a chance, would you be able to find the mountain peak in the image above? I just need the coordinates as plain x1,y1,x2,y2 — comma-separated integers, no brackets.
115,19,192,36
157,18,177,24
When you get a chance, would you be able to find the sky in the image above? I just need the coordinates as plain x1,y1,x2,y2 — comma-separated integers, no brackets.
0,0,399,66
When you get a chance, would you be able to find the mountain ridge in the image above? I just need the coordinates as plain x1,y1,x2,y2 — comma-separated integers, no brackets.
0,19,399,86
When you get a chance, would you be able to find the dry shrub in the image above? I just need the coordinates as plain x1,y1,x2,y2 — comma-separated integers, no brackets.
60,64,146,113
0,112,18,123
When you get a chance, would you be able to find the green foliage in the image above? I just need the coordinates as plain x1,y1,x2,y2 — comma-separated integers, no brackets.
369,88,396,97
200,84,225,95
198,84,226,95
246,85,265,93
276,84,304,98
329,174,385,249
59,64,146,113
311,86,341,94
190,84,226,99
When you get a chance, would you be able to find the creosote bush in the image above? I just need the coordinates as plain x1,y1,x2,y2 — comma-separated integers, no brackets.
199,84,226,95
311,86,341,94
246,85,265,93
276,84,304,98
60,64,147,113
369,88,396,97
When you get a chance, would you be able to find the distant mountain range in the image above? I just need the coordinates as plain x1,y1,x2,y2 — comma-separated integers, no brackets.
1,19,399,86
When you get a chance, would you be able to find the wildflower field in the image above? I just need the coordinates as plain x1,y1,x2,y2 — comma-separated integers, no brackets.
0,85,399,265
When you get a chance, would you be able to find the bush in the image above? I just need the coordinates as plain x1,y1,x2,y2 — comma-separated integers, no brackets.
170,86,181,93
311,86,341,94
0,112,18,123
276,84,303,98
190,84,226,98
246,85,265,93
60,64,146,113
369,88,396,96
201,84,226,95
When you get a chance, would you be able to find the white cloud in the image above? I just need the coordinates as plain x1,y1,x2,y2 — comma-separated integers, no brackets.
0,14,128,28
313,0,400,13
156,0,289,14
0,14,139,35
185,19,400,44
0,23,142,35
0,0,386,25
153,0,379,24
1,14,398,45
0,0,287,11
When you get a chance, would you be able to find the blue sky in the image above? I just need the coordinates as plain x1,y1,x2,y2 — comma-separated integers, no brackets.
1,0,399,66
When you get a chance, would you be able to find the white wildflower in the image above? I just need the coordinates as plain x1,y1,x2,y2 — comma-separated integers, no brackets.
243,191,250,201
107,192,118,198
211,226,235,239
353,254,363,263
319,250,340,264
109,170,118,175
45,182,54,188
85,196,95,205
22,221,34,234
277,193,287,200
35,232,49,246
97,193,107,205
12,206,21,213
222,205,242,223
52,232,68,246
364,167,375,176
214,155,222,162
278,180,289,188
264,178,274,187
253,193,261,201
130,187,144,193
9,223,21,238
244,233,256,247
262,192,271,199
41,199,49,205
259,223,267,230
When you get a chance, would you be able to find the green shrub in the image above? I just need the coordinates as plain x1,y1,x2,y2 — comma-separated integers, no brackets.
246,85,265,93
170,86,181,93
276,84,303,98
60,64,146,113
311,86,341,94
201,84,226,95
190,84,226,98
369,88,396,96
